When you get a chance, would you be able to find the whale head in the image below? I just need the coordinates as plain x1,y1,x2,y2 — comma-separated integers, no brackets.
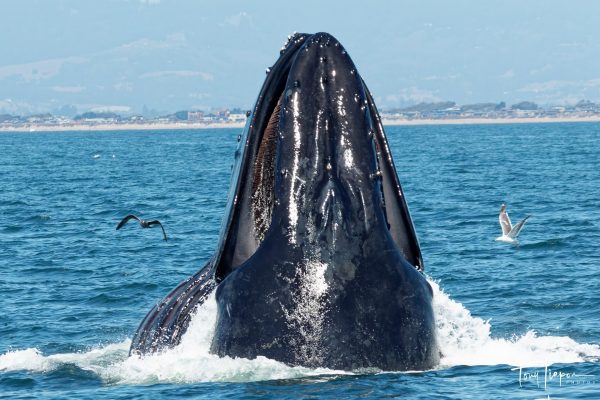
209,32,437,370
213,32,424,283
130,33,438,371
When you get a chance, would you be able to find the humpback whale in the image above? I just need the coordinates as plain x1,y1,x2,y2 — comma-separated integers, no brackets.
130,32,439,371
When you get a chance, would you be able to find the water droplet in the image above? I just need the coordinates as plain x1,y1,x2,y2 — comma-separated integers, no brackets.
237,134,242,142
326,162,332,171
370,170,382,180
246,110,251,117
320,56,327,63
367,129,374,138
274,199,281,207
266,67,271,74
294,80,300,88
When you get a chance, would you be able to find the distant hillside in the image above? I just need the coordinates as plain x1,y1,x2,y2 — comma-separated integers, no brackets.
511,101,538,110
460,102,505,112
74,112,122,121
388,102,457,113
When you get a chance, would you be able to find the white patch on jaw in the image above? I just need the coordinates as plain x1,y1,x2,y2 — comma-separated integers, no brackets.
303,260,329,298
282,258,330,364
344,148,354,169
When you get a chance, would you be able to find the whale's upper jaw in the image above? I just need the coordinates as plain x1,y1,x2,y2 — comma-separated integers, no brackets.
268,33,391,246
213,32,423,282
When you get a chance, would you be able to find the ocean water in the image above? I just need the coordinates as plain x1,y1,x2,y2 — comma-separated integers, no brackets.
1,123,599,399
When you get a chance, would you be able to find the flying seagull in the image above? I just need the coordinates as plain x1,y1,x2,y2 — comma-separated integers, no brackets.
116,214,168,241
496,203,529,244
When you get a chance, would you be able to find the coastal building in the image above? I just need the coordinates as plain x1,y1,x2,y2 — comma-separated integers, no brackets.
228,113,246,122
187,111,205,122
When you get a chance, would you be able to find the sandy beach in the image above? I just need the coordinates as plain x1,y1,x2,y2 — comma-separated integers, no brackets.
2,115,600,133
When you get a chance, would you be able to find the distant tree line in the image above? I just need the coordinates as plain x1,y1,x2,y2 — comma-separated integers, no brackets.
73,112,122,120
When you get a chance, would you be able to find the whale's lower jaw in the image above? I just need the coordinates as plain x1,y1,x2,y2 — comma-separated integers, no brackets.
211,232,439,371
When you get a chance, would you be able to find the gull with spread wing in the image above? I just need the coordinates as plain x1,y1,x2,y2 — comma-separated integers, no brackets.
116,214,168,241
496,203,529,244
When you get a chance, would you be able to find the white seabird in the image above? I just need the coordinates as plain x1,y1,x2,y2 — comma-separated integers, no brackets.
496,203,530,244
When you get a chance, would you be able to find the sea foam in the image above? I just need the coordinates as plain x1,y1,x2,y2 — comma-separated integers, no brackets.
1,278,598,383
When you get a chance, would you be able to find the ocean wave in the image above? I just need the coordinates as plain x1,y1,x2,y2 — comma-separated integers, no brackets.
431,279,600,367
1,278,598,383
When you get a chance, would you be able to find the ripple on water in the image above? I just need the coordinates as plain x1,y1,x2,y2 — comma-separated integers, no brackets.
1,126,600,397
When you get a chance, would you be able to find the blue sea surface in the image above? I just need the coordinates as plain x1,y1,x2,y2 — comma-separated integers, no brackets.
1,123,599,399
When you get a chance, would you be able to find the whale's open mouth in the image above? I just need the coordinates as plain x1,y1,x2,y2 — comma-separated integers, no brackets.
250,93,282,243
131,33,438,371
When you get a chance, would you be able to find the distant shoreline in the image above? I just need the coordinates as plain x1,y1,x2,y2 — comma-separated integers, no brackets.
0,121,246,133
2,116,600,133
384,115,600,126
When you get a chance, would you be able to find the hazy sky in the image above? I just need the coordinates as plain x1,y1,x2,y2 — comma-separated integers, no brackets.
2,0,600,115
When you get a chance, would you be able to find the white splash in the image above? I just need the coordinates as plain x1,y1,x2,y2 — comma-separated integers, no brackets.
0,342,129,376
1,278,598,383
0,293,340,384
431,278,600,368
